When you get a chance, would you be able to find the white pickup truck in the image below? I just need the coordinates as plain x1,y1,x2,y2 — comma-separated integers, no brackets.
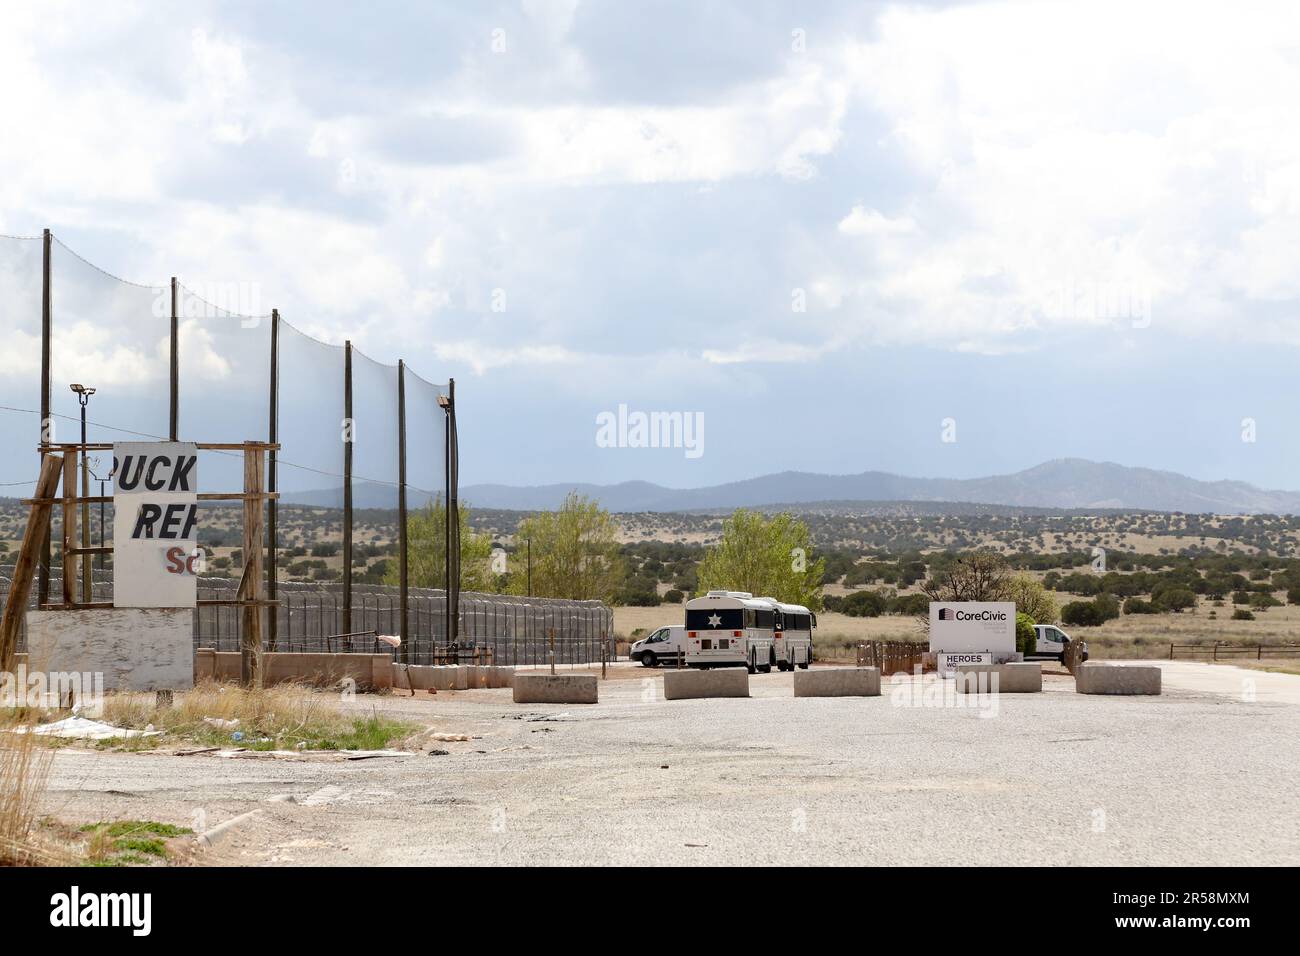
630,625,687,667
1029,624,1088,663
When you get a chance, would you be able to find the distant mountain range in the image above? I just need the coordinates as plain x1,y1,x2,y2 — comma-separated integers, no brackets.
427,459,1300,515
275,459,1300,515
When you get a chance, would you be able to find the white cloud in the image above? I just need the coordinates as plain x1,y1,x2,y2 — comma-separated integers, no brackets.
838,205,917,237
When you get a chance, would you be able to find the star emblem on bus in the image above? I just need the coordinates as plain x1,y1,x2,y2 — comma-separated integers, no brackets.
707,614,721,627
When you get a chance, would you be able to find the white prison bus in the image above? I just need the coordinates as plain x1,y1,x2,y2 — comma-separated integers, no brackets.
768,598,815,671
684,591,776,672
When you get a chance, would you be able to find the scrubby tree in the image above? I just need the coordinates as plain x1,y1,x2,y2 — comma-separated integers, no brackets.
1005,573,1060,624
696,509,824,610
509,492,625,603
387,495,496,593
921,550,1010,604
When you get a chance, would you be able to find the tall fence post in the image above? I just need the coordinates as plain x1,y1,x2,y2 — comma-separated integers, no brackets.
447,377,458,648
397,359,409,663
342,340,353,640
169,276,179,441
266,309,279,651
37,228,51,607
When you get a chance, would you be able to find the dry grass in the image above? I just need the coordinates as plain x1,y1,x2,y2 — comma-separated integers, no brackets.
0,720,61,865
101,681,416,751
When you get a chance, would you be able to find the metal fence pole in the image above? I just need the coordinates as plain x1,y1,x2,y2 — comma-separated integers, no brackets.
266,309,279,650
37,228,51,607
397,360,409,662
169,277,179,440
342,340,353,639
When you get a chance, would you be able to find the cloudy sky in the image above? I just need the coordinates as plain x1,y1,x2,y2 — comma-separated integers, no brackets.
3,0,1300,495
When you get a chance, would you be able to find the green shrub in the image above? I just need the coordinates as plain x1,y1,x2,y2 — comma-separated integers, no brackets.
1123,597,1158,614
1015,612,1036,654
1061,601,1103,627
841,590,886,618
1232,608,1255,621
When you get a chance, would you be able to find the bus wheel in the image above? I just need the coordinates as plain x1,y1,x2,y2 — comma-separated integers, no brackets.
798,658,809,670
747,655,757,675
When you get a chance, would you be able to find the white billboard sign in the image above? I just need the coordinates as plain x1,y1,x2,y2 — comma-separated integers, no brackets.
112,442,200,609
929,602,1015,655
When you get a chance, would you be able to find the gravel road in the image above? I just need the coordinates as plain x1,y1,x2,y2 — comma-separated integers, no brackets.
39,663,1300,866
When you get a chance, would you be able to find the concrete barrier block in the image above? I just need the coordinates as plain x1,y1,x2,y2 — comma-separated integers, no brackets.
663,668,749,700
370,654,393,691
453,666,468,690
954,662,1042,694
793,667,881,697
512,673,598,704
488,666,515,688
1075,663,1161,695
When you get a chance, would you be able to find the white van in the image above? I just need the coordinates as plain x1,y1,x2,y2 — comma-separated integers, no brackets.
1030,624,1088,663
630,625,687,668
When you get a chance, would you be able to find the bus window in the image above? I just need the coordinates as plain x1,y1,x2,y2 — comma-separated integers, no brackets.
686,608,744,631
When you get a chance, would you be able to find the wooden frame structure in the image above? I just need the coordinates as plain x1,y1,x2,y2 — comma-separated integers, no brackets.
0,440,280,685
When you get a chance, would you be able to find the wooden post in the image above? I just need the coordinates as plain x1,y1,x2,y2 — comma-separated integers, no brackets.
61,452,77,606
240,445,265,686
1,454,64,674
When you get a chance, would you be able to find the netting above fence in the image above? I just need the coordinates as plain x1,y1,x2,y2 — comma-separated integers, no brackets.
0,231,516,663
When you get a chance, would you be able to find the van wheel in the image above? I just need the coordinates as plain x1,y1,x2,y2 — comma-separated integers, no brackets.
642,652,658,668
798,660,809,670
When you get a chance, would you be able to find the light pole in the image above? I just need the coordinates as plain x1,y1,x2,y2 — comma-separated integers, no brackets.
70,383,95,602
437,382,458,653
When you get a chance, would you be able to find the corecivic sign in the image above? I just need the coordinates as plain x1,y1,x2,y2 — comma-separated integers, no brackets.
928,601,1015,655
112,442,200,608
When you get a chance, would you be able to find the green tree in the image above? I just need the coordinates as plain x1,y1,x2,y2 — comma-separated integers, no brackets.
509,492,625,602
1005,573,1060,624
695,509,824,610
386,495,496,593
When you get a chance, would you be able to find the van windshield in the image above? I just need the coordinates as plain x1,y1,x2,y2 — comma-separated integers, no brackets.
686,609,744,631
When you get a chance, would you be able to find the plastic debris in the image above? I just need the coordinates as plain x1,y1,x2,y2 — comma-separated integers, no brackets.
14,716,162,741
203,717,240,729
